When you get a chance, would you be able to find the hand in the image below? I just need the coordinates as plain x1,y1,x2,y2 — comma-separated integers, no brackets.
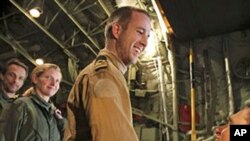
215,124,229,141
54,108,63,119
214,124,228,141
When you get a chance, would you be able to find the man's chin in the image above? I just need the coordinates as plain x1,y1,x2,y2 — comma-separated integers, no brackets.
131,56,139,64
131,59,138,64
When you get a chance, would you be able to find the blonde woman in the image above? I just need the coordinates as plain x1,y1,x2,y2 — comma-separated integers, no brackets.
1,63,65,141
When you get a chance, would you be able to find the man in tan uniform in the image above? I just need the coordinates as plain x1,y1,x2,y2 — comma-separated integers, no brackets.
64,6,151,141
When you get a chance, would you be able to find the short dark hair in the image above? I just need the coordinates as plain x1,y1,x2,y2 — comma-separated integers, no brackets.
104,6,150,39
4,58,29,78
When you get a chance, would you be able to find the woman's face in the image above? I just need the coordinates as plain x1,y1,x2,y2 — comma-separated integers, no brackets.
34,68,62,98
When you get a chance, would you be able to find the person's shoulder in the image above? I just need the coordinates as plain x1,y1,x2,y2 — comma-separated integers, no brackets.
80,55,109,75
94,55,109,72
74,56,114,86
13,96,32,105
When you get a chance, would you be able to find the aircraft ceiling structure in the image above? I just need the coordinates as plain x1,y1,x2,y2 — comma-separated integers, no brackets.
0,0,158,91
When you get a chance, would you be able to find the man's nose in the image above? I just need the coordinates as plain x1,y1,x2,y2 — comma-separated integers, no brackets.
140,35,148,50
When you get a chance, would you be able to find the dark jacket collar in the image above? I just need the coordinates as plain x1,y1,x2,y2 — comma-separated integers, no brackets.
30,93,53,113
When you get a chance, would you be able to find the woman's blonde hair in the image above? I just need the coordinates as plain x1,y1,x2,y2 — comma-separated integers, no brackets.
22,87,34,97
31,63,62,81
23,63,62,96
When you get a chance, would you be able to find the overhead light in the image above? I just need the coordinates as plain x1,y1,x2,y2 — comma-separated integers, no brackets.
27,0,44,18
35,58,44,65
29,7,43,18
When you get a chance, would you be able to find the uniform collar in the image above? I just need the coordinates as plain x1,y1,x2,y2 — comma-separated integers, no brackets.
98,49,127,74
30,93,53,113
0,89,18,102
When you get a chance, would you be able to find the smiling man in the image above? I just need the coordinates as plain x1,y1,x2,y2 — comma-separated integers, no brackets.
1,63,65,141
0,58,28,115
64,6,151,141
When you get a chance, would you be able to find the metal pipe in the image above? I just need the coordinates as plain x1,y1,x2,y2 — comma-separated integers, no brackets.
132,108,175,130
202,50,210,133
10,0,79,63
90,19,107,35
54,0,101,51
151,1,179,140
223,37,234,116
73,2,97,15
82,43,98,56
64,30,80,44
73,0,86,11
168,45,179,141
98,0,111,16
189,45,197,141
0,12,19,20
0,34,36,65
156,56,170,141
46,8,61,28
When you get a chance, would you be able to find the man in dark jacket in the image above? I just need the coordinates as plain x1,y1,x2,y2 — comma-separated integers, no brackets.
0,58,28,115
1,63,65,141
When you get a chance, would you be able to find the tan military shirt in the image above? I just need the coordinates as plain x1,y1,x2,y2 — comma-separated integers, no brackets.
64,49,138,141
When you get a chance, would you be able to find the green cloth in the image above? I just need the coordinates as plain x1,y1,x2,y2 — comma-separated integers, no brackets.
0,90,16,116
1,93,65,141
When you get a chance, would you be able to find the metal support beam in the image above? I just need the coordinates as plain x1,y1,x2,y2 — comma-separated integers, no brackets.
54,0,101,52
189,45,197,141
0,34,36,65
10,0,79,63
98,0,111,16
0,34,73,86
156,56,170,141
132,108,176,130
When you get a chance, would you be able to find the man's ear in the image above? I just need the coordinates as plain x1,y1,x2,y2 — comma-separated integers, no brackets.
111,23,122,39
31,75,38,85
